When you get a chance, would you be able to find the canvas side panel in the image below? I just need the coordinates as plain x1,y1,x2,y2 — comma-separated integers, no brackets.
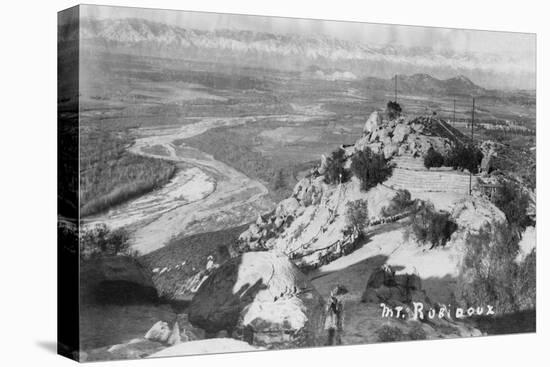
57,5,80,362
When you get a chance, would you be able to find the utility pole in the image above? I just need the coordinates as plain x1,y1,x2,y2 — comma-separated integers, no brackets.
471,97,475,141
453,98,456,127
394,75,397,102
469,97,475,196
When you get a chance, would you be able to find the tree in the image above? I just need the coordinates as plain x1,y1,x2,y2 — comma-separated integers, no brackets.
273,169,287,190
345,199,369,236
80,223,132,260
492,180,532,232
350,148,393,191
381,189,414,217
456,223,521,313
409,201,457,248
324,148,348,185
514,249,536,310
423,148,445,168
385,101,402,120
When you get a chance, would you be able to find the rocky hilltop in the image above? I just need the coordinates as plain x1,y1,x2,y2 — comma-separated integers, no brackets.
237,109,504,274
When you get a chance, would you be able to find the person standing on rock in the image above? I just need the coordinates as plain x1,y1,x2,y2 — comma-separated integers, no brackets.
325,290,344,345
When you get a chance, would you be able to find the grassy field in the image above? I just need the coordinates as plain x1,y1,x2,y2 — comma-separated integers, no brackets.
79,128,176,217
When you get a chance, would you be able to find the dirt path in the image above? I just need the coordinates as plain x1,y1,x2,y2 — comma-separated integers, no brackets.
309,220,460,301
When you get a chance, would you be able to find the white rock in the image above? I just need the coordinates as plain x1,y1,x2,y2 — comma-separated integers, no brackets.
363,111,382,135
145,321,172,344
318,154,328,175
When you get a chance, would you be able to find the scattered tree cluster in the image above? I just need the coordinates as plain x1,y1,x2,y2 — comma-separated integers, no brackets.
445,144,483,173
423,144,483,173
351,148,393,191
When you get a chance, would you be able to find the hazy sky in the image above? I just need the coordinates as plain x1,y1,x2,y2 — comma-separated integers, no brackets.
82,4,536,58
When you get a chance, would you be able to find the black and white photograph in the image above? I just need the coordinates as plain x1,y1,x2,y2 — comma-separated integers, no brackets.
55,3,539,362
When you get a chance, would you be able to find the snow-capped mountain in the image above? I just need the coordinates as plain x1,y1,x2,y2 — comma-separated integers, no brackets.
71,18,534,90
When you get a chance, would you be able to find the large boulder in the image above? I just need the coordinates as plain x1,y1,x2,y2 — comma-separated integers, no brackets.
188,252,325,348
80,256,157,304
363,111,382,135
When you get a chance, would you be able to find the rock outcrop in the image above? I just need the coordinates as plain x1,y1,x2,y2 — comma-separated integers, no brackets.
363,111,382,135
357,115,454,159
188,252,325,348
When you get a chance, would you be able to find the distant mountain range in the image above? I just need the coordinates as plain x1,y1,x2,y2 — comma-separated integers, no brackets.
360,73,488,97
66,17,534,90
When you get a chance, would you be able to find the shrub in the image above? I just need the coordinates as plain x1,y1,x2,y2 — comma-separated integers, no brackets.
423,148,445,168
381,189,414,217
324,148,349,185
350,148,393,191
376,325,405,342
409,201,457,248
385,101,402,120
444,144,483,173
456,223,521,313
345,199,369,235
514,249,536,310
80,223,133,260
408,324,427,340
492,180,532,231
